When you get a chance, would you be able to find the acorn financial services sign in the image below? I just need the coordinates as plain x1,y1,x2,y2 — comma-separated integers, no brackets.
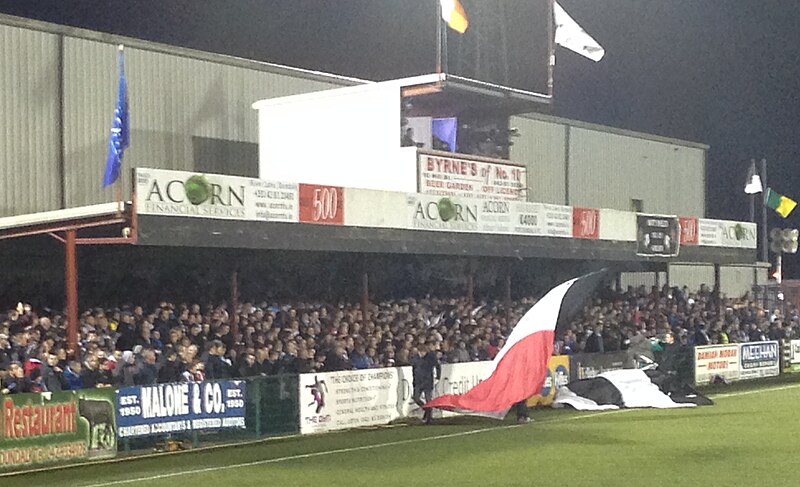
135,168,298,222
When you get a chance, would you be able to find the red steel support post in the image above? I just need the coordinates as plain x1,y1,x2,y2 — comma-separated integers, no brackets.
65,229,79,357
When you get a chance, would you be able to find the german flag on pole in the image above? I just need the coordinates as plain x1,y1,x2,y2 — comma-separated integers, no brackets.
766,188,797,218
440,0,469,34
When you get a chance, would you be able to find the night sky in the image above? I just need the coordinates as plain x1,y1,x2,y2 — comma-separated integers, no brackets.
2,1,799,271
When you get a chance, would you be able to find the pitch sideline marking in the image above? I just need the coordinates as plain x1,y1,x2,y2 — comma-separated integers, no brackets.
67,381,800,487
78,424,522,487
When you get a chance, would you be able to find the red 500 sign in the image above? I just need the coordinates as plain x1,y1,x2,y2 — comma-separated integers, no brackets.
572,207,599,239
299,184,344,225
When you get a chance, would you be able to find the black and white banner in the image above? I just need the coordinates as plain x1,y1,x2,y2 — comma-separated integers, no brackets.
636,214,680,257
553,369,706,411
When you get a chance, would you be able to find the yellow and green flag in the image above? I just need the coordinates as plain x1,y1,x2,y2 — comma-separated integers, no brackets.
766,188,797,218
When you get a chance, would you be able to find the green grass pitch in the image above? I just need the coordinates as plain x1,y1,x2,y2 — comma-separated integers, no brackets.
7,381,800,487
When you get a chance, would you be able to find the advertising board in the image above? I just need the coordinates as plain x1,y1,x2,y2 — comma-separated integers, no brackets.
418,152,527,201
694,344,740,385
738,341,780,380
135,168,298,223
115,380,246,439
0,389,116,470
527,355,570,406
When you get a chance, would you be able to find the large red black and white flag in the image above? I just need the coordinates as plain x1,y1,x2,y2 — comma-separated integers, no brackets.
424,271,605,418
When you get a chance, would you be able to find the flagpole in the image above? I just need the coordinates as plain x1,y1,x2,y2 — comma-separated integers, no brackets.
547,0,555,99
749,159,756,223
436,0,443,74
762,158,768,263
115,44,125,207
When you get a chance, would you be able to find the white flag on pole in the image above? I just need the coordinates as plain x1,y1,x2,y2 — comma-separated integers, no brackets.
554,1,605,62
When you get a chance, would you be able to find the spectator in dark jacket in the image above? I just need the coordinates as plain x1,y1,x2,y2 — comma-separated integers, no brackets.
115,312,138,351
324,343,352,372
205,341,233,379
584,325,605,353
158,349,184,383
237,352,262,377
81,356,109,388
40,352,65,392
62,360,83,390
113,351,138,387
134,349,159,385
694,324,711,346
1,362,32,394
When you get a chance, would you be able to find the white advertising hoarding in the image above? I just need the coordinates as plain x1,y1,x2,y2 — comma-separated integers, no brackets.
698,219,757,249
694,344,739,385
406,194,571,237
298,361,494,435
418,152,527,201
135,168,298,222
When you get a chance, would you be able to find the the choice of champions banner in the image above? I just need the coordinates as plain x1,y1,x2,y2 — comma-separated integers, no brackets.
115,380,246,438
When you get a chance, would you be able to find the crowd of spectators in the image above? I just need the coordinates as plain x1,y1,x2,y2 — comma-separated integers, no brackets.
1,283,796,393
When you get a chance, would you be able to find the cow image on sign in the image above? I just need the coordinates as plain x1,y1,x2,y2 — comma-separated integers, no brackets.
78,398,116,453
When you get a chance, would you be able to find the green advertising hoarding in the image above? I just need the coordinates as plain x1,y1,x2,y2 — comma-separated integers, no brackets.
1,388,116,470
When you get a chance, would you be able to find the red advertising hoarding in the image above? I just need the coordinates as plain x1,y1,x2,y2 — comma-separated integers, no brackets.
299,184,344,225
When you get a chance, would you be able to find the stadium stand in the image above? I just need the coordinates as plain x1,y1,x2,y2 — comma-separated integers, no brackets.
2,284,796,393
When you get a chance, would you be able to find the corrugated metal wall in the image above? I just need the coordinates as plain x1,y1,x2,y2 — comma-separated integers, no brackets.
62,37,339,208
623,264,767,298
509,116,566,204
0,17,710,219
620,271,668,290
0,24,61,216
667,264,715,291
568,127,705,216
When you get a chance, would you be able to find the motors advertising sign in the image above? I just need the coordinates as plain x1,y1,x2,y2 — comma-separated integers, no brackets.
636,214,680,257
694,344,740,385
0,389,116,470
115,380,246,438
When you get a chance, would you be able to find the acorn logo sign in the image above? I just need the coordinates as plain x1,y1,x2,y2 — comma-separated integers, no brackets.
437,197,457,222
411,195,479,231
184,175,211,205
143,172,248,219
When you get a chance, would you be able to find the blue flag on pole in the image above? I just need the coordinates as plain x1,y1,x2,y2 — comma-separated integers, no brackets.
102,46,130,188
